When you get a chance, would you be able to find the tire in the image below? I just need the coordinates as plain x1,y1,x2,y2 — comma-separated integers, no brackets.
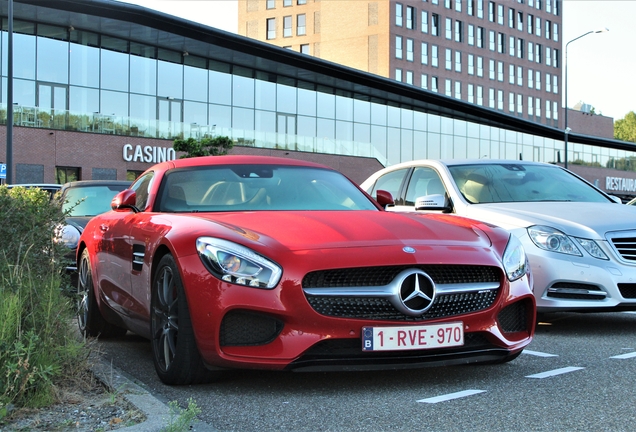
151,254,221,385
77,249,128,338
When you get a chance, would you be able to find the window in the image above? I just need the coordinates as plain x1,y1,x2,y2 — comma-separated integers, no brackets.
477,0,484,18
477,85,484,106
298,0,307,4
546,73,551,92
432,76,439,92
552,75,558,94
406,38,414,61
509,36,515,56
406,6,416,29
497,61,503,81
553,48,559,68
445,0,452,8
468,0,474,16
300,44,310,54
546,47,551,66
284,0,292,5
536,97,541,117
547,0,552,13
528,68,533,88
455,51,462,72
445,48,452,70
517,94,523,113
445,18,452,39
489,88,495,108
536,0,542,10
553,23,559,42
545,20,551,39
468,83,474,103
553,101,558,120
497,90,503,110
528,41,534,62
468,24,475,45
56,166,80,183
267,18,276,39
406,70,414,85
497,4,504,25
421,42,429,64
509,91,515,112
421,74,428,89
267,0,275,9
283,15,292,37
517,38,524,58
517,12,523,31
477,56,484,77
445,79,452,96
535,17,541,36
535,70,541,90
546,99,551,119
517,65,523,86
528,96,533,116
455,20,463,42
432,45,439,67
455,81,461,99
421,11,429,33
468,54,475,75
432,14,440,36
509,64,515,83
396,3,403,26
297,14,306,36
456,0,462,12
497,32,505,53
395,68,403,81
477,27,484,48
396,36,403,59
489,59,495,80
508,8,514,27
489,30,495,50
488,1,495,21
535,43,542,63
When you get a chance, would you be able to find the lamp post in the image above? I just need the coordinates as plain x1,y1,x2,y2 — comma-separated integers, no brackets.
564,27,608,169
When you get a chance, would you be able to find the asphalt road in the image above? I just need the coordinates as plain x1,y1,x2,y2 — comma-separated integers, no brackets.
97,312,636,432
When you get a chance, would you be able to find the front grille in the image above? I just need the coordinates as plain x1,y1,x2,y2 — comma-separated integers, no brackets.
303,265,500,288
610,236,636,261
219,310,283,347
497,300,530,333
618,284,636,299
306,290,498,321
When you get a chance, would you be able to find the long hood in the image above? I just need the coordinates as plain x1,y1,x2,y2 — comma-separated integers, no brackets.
465,202,636,238
189,211,494,252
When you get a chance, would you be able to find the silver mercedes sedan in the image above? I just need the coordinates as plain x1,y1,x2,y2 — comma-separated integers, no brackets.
361,159,636,313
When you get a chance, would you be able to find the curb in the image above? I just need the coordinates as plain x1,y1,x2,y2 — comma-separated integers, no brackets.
91,358,217,431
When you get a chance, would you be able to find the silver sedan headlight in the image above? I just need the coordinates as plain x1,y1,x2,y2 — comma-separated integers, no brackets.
196,237,282,289
527,225,582,257
574,237,609,260
503,234,527,282
56,224,81,250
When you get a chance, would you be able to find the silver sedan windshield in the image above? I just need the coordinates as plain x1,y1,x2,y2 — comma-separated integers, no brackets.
448,163,611,204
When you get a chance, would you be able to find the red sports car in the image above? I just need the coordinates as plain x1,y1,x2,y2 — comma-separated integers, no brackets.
77,155,535,385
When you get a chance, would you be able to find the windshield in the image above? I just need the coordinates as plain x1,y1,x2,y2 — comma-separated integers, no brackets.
448,163,611,204
63,184,129,216
157,165,378,212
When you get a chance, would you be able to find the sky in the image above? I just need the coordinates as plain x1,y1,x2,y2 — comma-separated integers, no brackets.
119,0,636,121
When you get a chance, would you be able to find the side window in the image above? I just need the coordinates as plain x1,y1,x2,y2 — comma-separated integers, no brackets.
404,167,446,206
130,171,154,211
369,168,409,201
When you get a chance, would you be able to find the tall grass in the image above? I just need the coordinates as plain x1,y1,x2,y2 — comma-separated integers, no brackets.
0,186,84,415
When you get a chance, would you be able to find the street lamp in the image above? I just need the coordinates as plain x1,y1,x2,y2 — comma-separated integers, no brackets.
564,27,609,169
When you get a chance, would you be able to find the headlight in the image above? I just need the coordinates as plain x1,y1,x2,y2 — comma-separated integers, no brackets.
527,225,582,256
55,224,81,250
503,234,527,282
574,237,609,260
196,237,282,289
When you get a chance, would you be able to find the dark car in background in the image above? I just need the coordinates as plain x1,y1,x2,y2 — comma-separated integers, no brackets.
5,183,62,199
57,180,131,274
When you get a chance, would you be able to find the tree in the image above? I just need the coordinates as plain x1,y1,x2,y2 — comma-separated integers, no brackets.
614,111,636,143
173,136,234,158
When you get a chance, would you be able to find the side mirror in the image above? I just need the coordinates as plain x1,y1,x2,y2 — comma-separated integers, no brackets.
111,189,139,212
375,189,395,208
415,194,453,212
609,195,623,204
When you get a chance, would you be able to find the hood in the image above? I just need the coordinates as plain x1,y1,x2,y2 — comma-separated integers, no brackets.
192,210,494,252
465,202,636,239
66,216,92,233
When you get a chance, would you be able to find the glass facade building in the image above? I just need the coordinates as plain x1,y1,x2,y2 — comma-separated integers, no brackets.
2,0,636,191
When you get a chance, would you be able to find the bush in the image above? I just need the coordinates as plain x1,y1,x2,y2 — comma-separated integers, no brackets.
0,186,84,414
